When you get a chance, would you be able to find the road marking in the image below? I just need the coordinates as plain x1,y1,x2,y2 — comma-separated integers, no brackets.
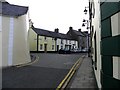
56,55,85,90
16,55,39,68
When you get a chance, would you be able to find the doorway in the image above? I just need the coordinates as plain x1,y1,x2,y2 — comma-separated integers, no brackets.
44,44,47,53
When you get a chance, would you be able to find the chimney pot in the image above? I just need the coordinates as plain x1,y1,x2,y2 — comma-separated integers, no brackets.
78,29,81,32
54,28,59,33
69,27,73,30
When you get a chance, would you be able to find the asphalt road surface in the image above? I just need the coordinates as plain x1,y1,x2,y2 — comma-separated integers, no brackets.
2,53,84,89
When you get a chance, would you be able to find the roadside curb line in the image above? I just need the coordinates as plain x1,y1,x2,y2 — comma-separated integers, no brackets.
15,55,39,68
56,55,85,90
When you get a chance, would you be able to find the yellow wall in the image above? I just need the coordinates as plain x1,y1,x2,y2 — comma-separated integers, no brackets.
0,32,1,67
28,28,37,51
12,14,31,65
29,28,56,52
2,14,31,67
0,29,1,68
38,36,55,51
2,16,9,66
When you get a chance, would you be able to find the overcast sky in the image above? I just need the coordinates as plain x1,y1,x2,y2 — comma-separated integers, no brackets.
7,0,89,34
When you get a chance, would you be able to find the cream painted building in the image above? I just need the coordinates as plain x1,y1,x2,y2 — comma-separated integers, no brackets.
90,0,120,88
29,23,78,52
1,1,31,67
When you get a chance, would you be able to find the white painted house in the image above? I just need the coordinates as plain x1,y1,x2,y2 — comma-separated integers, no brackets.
1,1,31,67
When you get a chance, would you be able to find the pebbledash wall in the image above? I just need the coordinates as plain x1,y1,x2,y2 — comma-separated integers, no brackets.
1,2,31,67
90,0,120,88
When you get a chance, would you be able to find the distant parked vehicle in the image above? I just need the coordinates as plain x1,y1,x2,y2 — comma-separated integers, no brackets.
58,48,71,54
81,48,88,53
71,48,81,53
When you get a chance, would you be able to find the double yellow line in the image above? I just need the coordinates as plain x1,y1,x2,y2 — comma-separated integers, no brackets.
56,56,85,90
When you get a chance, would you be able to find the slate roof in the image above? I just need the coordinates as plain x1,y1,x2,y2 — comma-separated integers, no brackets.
72,30,85,37
32,26,75,40
0,2,28,17
82,31,89,36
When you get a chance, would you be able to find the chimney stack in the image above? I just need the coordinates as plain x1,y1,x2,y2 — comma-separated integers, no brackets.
54,28,59,33
78,29,81,32
29,19,34,28
69,26,73,30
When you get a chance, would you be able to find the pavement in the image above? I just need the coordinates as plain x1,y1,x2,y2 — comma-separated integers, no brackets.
67,56,98,89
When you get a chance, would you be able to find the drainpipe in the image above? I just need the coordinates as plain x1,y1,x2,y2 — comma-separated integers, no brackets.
55,38,57,52
37,34,39,52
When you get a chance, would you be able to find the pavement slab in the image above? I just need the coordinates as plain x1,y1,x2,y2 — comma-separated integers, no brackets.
68,57,98,89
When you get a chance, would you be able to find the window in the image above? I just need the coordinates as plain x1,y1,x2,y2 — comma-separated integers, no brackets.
66,40,67,44
61,39,63,44
61,46,63,49
40,44,43,50
44,36,47,40
69,40,71,44
52,38,54,40
94,32,97,70
52,45,54,50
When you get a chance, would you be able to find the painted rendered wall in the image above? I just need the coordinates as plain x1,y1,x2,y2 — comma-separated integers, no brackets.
38,36,55,51
28,28,37,51
13,14,31,65
57,38,61,50
0,16,2,67
111,12,120,80
91,0,102,88
2,16,10,66
2,13,31,67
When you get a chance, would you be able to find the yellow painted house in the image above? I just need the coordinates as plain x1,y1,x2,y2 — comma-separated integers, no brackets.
1,1,31,67
29,22,78,52
29,26,56,52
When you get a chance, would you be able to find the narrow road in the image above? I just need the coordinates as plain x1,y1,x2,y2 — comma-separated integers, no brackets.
2,53,85,88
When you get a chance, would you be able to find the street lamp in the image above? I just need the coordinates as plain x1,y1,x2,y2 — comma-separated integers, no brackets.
82,19,90,57
84,6,89,14
82,19,90,30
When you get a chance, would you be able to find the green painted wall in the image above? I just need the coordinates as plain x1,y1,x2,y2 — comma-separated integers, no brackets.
100,1,120,88
101,35,120,56
101,2,120,20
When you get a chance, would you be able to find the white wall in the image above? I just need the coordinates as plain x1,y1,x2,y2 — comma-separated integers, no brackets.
57,38,61,50
91,0,102,88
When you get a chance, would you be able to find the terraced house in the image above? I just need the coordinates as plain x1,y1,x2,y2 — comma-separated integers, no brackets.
90,0,120,88
1,1,31,67
29,22,78,53
67,27,90,51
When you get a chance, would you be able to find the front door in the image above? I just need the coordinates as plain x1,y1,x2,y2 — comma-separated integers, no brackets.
44,44,47,53
57,45,59,51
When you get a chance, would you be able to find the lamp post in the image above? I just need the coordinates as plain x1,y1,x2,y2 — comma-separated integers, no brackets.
82,19,90,57
84,6,89,14
82,6,91,57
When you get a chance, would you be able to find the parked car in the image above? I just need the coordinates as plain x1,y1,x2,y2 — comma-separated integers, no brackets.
58,48,71,54
71,48,81,53
81,48,88,53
